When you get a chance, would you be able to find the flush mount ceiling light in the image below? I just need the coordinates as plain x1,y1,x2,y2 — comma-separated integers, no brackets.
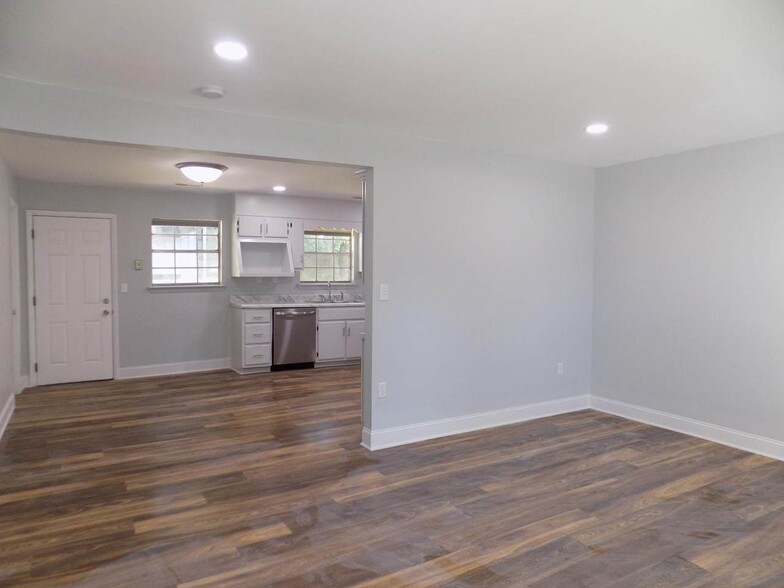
175,162,227,183
273,185,286,192
213,41,248,61
585,123,609,135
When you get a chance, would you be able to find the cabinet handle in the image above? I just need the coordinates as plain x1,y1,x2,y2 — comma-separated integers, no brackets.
347,327,351,336
252,354,264,358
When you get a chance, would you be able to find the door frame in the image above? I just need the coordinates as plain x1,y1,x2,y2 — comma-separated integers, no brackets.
26,210,120,387
9,197,22,393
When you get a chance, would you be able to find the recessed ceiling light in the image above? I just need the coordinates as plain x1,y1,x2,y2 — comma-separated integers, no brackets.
176,162,227,183
585,123,609,135
273,185,286,192
213,41,248,61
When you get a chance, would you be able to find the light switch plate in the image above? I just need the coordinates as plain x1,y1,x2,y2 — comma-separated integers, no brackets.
134,259,143,270
120,283,129,293
379,283,389,301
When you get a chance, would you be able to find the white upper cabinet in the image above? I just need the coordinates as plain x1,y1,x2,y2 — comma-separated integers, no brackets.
236,215,291,239
289,219,305,270
265,217,290,238
233,215,295,277
237,215,265,237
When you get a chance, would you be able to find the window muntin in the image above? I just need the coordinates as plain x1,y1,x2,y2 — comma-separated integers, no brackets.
301,230,352,283
151,220,221,285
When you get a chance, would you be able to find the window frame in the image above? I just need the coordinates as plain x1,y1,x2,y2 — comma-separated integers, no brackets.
150,219,223,288
299,229,354,285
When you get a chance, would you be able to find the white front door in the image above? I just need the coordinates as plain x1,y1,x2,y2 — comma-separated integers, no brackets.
33,215,114,385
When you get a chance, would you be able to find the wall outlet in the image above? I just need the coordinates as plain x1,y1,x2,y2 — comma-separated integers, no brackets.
378,382,388,398
557,362,565,376
379,284,389,301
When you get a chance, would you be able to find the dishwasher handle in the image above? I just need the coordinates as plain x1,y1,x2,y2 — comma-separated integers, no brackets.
274,308,316,317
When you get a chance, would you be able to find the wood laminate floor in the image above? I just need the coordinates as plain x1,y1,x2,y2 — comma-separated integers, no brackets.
2,366,784,587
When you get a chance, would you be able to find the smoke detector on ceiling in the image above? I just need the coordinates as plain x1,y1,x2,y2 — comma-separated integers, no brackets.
196,85,225,99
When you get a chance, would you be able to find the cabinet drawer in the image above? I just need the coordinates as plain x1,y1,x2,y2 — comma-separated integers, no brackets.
317,306,365,321
243,309,271,323
245,323,271,345
244,344,271,366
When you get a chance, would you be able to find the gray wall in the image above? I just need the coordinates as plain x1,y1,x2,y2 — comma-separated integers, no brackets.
0,157,16,418
17,181,361,373
0,76,596,432
593,133,784,442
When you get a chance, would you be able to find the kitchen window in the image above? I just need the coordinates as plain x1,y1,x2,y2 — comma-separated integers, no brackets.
151,219,221,285
300,230,353,283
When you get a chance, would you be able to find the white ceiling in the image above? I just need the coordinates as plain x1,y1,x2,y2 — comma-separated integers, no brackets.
0,132,363,198
0,1,783,167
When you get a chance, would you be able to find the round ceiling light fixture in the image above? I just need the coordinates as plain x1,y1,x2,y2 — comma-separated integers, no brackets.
213,41,248,61
176,162,227,183
585,123,609,135
272,185,287,192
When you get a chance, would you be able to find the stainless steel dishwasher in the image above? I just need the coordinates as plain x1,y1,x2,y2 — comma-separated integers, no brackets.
272,307,317,369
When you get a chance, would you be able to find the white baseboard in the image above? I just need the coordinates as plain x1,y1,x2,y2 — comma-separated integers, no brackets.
0,394,15,442
362,394,591,451
116,358,231,380
591,396,784,462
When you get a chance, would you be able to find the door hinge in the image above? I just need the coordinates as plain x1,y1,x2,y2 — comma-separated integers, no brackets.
34,363,38,373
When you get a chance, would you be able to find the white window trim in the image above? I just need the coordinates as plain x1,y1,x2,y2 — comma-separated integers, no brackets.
149,219,223,288
300,230,355,285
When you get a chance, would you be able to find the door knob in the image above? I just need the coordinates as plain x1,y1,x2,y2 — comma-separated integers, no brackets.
103,298,110,304
102,310,110,316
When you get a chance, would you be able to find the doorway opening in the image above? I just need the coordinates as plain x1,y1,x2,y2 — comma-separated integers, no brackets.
3,130,373,437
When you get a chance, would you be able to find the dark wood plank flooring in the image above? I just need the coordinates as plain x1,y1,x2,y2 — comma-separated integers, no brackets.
1,366,784,586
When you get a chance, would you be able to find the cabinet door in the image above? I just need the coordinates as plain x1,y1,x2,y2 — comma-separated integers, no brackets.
264,217,290,238
289,219,305,269
237,215,265,237
346,319,365,359
317,321,346,361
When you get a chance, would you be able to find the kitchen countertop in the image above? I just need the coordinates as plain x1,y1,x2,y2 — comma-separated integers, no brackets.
230,294,365,309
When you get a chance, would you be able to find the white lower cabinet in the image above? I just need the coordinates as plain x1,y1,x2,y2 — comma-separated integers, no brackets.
244,344,271,366
346,320,365,359
316,307,365,364
231,307,272,373
232,305,365,372
317,321,347,361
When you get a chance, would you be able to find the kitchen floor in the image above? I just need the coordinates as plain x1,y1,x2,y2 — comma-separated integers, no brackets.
2,368,784,586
